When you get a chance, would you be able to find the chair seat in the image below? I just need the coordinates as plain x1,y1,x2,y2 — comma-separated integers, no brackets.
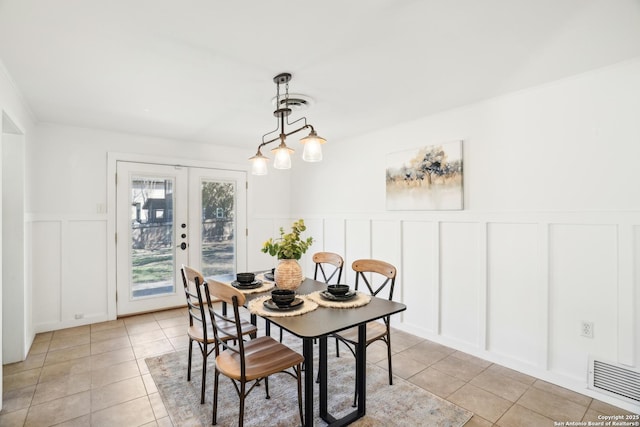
220,318,257,340
188,323,216,344
188,317,256,344
335,320,387,345
216,336,304,381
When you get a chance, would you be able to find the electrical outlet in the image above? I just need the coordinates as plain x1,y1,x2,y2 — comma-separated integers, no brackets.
581,321,594,338
74,313,84,320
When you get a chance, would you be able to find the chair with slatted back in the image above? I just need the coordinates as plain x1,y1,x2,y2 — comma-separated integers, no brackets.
204,279,304,427
181,265,257,404
333,259,397,405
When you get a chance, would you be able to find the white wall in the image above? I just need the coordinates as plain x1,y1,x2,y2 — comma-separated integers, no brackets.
26,124,291,331
0,60,35,411
289,57,640,412
8,54,640,412
2,131,26,364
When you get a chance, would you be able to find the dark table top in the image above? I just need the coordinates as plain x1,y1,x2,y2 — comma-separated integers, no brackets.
246,277,407,339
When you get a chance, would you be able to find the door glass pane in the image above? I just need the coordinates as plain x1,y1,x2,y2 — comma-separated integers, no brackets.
130,176,175,298
200,180,236,277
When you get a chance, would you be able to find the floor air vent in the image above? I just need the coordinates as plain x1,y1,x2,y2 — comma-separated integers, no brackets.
589,358,640,404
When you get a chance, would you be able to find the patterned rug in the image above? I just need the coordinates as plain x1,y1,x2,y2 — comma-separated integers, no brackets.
146,341,473,427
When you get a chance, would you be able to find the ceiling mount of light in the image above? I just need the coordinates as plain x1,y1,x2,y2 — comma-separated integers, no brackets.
249,73,327,175
271,93,314,111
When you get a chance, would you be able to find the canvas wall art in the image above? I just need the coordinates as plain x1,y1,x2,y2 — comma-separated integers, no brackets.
386,141,463,210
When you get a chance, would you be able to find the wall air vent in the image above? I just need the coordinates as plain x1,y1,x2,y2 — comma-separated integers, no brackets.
588,358,640,404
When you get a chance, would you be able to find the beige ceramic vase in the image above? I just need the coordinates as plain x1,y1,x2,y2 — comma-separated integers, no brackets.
274,259,303,290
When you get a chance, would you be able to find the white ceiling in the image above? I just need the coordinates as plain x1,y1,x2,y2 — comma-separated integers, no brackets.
1,0,640,150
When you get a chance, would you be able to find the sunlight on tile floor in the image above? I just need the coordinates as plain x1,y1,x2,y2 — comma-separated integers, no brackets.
1,307,636,426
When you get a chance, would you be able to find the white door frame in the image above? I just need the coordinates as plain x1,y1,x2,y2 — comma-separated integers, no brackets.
115,161,190,315
107,152,249,319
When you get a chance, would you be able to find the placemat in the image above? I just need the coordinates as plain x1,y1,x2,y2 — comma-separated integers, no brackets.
248,295,318,317
227,275,275,294
306,290,372,308
255,272,273,283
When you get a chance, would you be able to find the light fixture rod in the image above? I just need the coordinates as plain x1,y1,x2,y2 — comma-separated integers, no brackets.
250,72,326,175
258,123,314,151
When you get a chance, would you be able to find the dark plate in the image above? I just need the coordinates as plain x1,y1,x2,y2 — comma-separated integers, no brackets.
231,280,263,289
263,297,304,311
264,272,275,281
320,290,357,301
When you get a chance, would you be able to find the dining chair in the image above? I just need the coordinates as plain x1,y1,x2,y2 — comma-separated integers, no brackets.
313,252,344,351
181,265,257,404
333,258,397,405
276,251,345,342
204,279,304,427
313,251,344,284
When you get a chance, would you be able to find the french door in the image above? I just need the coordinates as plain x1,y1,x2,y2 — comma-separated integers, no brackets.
116,161,246,315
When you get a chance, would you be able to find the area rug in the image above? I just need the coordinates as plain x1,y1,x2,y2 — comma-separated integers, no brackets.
146,343,473,427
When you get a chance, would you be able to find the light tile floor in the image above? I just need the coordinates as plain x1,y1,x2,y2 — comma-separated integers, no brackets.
1,308,636,426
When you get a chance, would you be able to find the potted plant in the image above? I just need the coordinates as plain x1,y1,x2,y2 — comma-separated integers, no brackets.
262,219,313,289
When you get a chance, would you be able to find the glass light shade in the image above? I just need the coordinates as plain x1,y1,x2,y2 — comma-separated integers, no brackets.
300,131,326,162
302,139,322,162
250,157,268,175
249,151,269,175
272,144,294,170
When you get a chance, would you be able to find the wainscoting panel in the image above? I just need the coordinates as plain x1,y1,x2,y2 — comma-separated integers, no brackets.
371,220,401,302
402,221,438,333
345,219,372,285
300,218,324,275
31,221,62,329
615,223,635,367
635,225,640,371
486,222,542,366
323,218,346,259
62,220,108,321
439,222,482,347
31,217,111,332
548,224,619,381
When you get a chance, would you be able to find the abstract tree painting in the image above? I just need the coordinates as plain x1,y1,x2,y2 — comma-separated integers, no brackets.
386,141,463,210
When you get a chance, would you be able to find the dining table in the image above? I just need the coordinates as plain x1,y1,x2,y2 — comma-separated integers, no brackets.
226,275,407,427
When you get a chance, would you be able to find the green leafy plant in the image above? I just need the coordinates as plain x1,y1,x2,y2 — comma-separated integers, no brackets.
261,219,313,260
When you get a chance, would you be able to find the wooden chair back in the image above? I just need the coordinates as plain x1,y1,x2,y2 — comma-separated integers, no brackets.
204,279,249,374
181,265,208,338
313,251,344,284
352,259,397,300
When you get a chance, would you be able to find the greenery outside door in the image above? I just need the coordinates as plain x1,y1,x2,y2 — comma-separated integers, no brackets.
116,161,246,316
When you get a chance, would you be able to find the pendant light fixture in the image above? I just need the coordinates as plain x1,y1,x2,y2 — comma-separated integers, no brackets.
249,73,326,175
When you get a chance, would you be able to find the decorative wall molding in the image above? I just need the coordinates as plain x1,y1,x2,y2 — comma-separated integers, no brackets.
28,216,109,332
285,212,639,412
